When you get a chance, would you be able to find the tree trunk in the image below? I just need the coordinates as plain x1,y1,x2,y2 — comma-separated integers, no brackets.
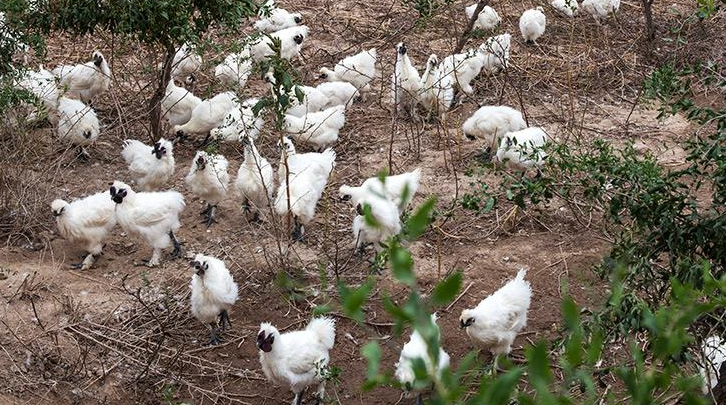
641,0,655,40
149,43,175,142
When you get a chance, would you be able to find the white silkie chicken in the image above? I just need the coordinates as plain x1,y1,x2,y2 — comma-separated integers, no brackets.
121,138,175,191
215,50,253,89
318,48,378,92
275,137,336,240
551,0,579,17
283,105,346,149
109,180,185,267
519,7,547,44
250,25,309,62
257,317,336,405
352,191,401,252
462,105,527,154
57,97,100,160
171,43,202,85
460,269,532,359
264,71,327,117
51,191,116,270
190,253,239,345
53,50,111,104
339,168,422,212
234,136,274,222
171,91,238,146
185,151,230,227
700,335,726,395
465,4,501,31
479,33,512,74
254,4,302,32
161,79,202,127
395,314,451,404
441,49,486,96
581,0,619,23
495,127,549,172
419,54,454,118
211,97,266,143
17,66,59,122
315,81,359,110
390,42,421,117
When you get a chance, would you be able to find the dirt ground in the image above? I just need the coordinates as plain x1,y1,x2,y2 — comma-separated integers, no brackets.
1,0,719,404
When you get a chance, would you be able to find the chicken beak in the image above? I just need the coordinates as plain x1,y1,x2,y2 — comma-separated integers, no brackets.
459,319,467,329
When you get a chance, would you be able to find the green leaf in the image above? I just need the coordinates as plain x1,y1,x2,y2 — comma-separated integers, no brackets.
362,203,379,227
294,86,305,103
312,304,332,316
361,341,382,390
337,279,374,322
430,271,462,306
406,198,436,240
390,245,415,286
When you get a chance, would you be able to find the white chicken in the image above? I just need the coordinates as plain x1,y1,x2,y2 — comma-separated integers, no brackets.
211,97,266,143
53,50,111,104
171,43,202,85
462,105,527,153
390,42,421,116
265,71,328,117
250,25,309,62
519,7,547,44
234,137,274,222
460,269,532,358
17,65,59,122
352,191,401,252
479,33,512,74
339,168,422,211
284,105,346,149
441,49,486,96
121,138,175,191
275,137,336,240
700,335,726,395
215,50,253,89
419,54,454,118
190,253,239,345
551,0,579,17
494,127,549,172
257,317,336,405
161,79,202,127
109,180,185,267
465,4,501,31
57,97,100,160
318,48,378,92
51,191,116,270
254,5,302,32
185,151,230,227
581,0,619,23
395,314,450,403
315,81,359,109
172,91,238,145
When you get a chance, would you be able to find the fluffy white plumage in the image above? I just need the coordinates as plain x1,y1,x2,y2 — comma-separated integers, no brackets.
460,269,532,355
519,7,547,43
190,253,238,344
390,42,421,115
319,48,378,92
57,97,100,155
315,81,359,110
339,168,422,211
465,4,501,31
700,336,726,394
479,33,512,74
185,151,230,226
250,25,309,62
394,314,450,392
462,105,527,150
161,79,202,127
215,50,253,89
581,0,619,23
211,97,266,143
275,137,336,240
121,138,175,191
110,180,185,267
17,66,59,122
551,0,579,17
254,5,302,32
495,127,549,172
172,91,238,138
53,50,111,103
51,191,116,270
257,317,336,405
352,191,401,251
234,138,274,219
441,49,486,95
419,54,454,117
171,43,202,84
284,105,346,149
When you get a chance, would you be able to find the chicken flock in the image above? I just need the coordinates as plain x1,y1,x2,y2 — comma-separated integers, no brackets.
20,0,717,404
